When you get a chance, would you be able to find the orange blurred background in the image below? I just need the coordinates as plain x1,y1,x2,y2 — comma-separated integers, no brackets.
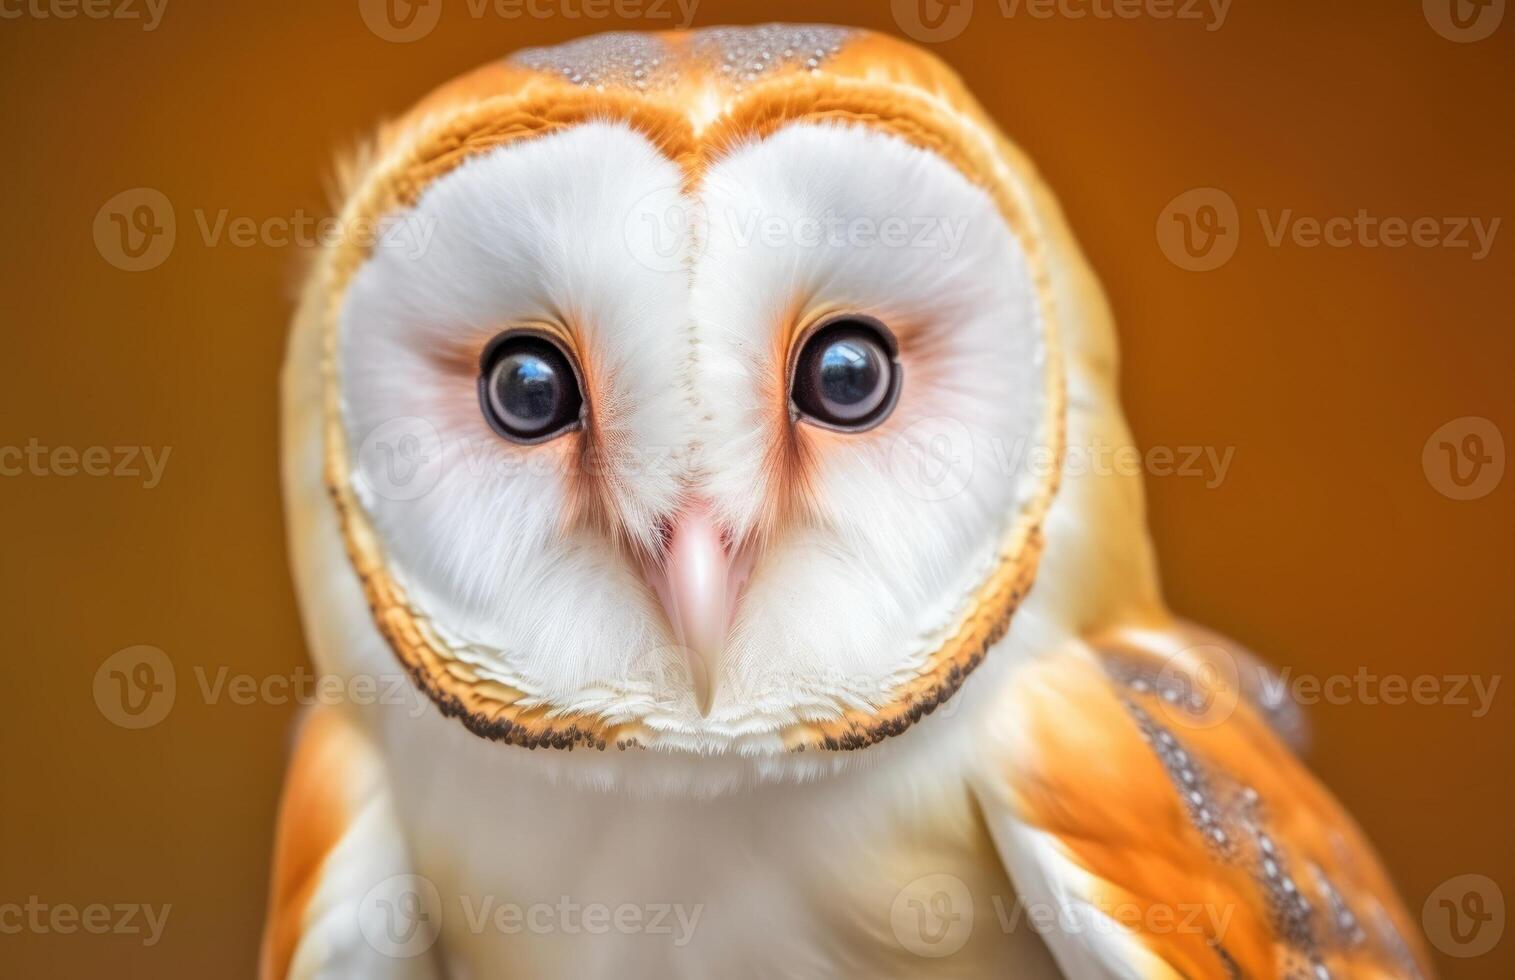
1,1,1510,976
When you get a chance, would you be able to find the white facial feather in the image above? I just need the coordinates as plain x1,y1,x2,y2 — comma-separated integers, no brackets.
692,123,1045,718
342,123,692,707
337,120,1048,746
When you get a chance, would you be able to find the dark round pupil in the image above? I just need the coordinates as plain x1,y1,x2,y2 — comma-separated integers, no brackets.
817,338,884,411
492,352,561,431
804,329,892,424
482,338,581,441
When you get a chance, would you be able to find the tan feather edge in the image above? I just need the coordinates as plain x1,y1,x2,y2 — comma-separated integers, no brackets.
318,78,1066,752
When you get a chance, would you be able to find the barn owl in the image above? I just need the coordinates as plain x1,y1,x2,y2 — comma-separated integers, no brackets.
264,24,1433,979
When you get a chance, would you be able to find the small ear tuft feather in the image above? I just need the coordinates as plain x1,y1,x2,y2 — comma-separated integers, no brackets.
326,130,382,215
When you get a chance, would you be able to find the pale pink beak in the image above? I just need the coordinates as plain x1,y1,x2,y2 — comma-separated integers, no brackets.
642,500,751,716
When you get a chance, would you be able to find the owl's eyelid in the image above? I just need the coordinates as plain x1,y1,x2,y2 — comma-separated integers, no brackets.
476,322,580,372
785,311,900,375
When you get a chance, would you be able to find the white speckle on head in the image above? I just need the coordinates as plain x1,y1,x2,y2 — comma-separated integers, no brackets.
692,24,851,91
511,25,853,95
513,31,674,90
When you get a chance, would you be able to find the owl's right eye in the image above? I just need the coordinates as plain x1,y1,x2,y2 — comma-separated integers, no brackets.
787,315,901,433
477,331,585,444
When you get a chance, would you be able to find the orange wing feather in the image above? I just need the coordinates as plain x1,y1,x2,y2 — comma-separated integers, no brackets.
990,627,1433,978
259,709,367,980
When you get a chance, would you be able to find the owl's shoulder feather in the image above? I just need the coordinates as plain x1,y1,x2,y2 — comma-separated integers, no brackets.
973,625,1432,978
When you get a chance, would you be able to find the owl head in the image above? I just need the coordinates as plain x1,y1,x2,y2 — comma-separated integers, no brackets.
282,25,1158,775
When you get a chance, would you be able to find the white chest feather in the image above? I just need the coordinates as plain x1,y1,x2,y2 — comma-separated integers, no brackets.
379,702,1060,978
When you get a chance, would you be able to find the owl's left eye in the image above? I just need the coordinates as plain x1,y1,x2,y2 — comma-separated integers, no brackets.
477,331,585,444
